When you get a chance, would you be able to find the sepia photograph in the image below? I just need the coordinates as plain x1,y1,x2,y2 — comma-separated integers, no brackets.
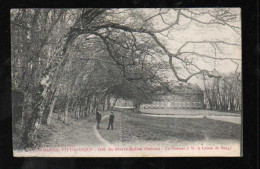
11,8,242,157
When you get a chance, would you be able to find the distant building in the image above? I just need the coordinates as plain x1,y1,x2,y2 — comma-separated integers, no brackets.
141,83,204,109
114,82,204,109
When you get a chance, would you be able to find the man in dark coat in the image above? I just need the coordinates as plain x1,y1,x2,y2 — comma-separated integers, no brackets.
96,109,101,129
107,112,115,130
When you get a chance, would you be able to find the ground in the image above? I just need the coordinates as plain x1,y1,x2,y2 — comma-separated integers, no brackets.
37,113,105,147
99,110,241,145
16,109,241,150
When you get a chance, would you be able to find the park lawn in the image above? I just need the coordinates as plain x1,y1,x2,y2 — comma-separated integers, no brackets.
100,112,241,143
122,113,241,142
140,108,241,116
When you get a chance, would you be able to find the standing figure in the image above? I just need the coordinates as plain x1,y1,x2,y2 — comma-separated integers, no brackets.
107,112,115,130
96,110,101,129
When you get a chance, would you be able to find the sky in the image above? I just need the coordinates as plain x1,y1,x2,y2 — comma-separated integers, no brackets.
140,8,241,87
98,8,241,82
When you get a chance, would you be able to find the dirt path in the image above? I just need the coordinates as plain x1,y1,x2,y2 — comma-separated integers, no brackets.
41,114,110,147
207,116,241,124
92,115,113,147
98,111,122,144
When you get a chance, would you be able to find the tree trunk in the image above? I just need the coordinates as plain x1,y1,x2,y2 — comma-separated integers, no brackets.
87,97,91,117
46,97,57,125
76,106,80,119
111,97,118,109
202,80,212,109
91,96,97,114
21,86,46,148
87,104,91,117
79,104,82,119
73,103,77,118
133,100,141,113
102,101,105,111
85,98,90,117
83,106,87,119
106,95,111,110
64,96,70,124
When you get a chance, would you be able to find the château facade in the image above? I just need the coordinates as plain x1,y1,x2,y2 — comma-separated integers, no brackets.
115,83,204,109
142,83,204,109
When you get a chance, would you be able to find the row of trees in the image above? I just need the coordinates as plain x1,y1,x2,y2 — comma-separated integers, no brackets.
203,73,241,112
11,8,241,148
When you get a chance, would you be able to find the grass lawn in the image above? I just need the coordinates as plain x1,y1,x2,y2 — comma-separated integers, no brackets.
141,109,241,116
100,111,241,144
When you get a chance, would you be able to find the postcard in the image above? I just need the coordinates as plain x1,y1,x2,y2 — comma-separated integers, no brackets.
11,8,242,157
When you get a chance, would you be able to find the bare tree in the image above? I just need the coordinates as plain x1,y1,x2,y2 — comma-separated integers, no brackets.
203,73,241,112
